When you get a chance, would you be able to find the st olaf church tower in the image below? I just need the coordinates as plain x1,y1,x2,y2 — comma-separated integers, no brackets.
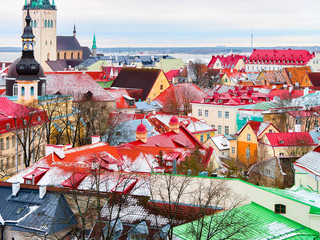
22,0,57,71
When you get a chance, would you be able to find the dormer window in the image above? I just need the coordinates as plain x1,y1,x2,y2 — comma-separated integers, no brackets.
218,100,223,103
275,204,286,214
5,123,10,131
279,140,284,144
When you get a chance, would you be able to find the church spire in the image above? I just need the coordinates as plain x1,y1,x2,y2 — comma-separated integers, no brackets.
17,4,39,79
92,33,97,57
52,0,55,6
73,23,76,37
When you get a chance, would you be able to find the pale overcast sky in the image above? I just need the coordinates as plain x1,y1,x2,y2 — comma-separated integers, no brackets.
1,0,320,48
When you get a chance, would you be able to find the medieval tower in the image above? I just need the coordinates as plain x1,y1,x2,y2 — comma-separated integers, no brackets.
22,0,57,71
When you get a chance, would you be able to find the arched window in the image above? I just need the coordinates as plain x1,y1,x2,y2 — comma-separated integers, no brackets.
21,87,25,96
57,52,60,60
64,52,67,59
34,20,37,28
71,53,73,59
41,83,46,96
47,53,50,60
45,20,47,28
31,86,35,96
31,20,33,27
13,84,18,96
51,20,53,28
78,52,80,59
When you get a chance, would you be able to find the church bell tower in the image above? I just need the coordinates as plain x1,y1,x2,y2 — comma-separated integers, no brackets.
22,0,57,71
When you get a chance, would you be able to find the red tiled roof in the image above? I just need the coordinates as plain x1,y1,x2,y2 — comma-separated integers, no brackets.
154,83,207,113
237,121,278,138
207,54,247,69
247,49,315,65
105,89,136,109
0,89,6,95
307,72,320,87
0,97,47,134
46,73,115,102
286,111,319,118
193,88,272,106
264,132,316,147
268,89,305,100
165,69,181,80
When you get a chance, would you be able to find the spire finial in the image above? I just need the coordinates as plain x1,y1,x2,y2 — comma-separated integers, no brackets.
52,0,55,6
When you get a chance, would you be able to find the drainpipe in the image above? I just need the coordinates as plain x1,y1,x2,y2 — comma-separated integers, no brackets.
1,225,4,240
315,175,319,193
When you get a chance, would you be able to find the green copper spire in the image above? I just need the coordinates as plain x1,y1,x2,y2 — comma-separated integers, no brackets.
38,0,43,8
92,33,97,49
52,0,55,6
25,0,27,6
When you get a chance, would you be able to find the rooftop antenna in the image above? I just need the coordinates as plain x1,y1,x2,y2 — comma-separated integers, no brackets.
251,27,254,48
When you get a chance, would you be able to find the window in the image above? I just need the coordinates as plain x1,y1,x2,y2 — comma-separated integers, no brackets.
130,234,146,240
12,156,15,168
247,134,251,141
160,84,163,90
13,84,18,96
198,109,202,117
316,120,319,127
207,133,210,140
275,204,286,214
21,87,25,96
225,126,229,135
57,52,60,60
64,52,67,59
205,110,209,117
12,136,15,148
31,86,35,96
6,123,10,131
51,20,53,28
0,139,3,150
265,169,271,176
6,137,9,149
45,41,47,45
246,148,250,158
45,20,47,28
71,53,74,59
225,111,229,119
166,161,173,166
34,20,37,28
0,159,2,169
218,111,222,118
78,52,80,59
218,125,222,134
232,147,235,154
269,129,273,133
200,135,204,143
41,83,46,95
279,152,284,156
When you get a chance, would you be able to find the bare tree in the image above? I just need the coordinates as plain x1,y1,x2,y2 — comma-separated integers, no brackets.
188,59,208,85
149,174,254,240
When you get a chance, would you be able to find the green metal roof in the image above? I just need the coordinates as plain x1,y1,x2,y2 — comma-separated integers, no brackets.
173,202,320,240
240,101,277,111
258,186,320,215
24,0,56,10
92,33,97,49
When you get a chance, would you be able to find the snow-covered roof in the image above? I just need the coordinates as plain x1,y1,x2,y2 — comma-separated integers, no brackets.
210,135,230,151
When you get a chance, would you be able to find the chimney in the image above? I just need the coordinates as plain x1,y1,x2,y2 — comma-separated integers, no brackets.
172,77,178,85
188,77,193,84
146,98,151,104
45,145,55,156
2,63,5,70
12,182,20,197
54,145,65,159
288,129,293,133
39,185,47,199
64,144,72,150
92,135,100,144
304,87,310,96
32,174,35,185
289,86,293,93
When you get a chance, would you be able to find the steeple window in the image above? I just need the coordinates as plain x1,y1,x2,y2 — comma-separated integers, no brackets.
45,20,47,28
51,20,53,28
34,20,37,28
13,84,18,96
31,86,35,96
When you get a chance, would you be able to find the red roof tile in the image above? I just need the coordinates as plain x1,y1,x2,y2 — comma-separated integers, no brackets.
165,69,181,80
264,132,316,147
207,54,247,69
247,49,315,65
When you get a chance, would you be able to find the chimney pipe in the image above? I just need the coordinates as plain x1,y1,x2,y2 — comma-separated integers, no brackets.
45,145,55,156
12,182,20,197
2,63,5,70
39,185,47,199
92,135,100,144
54,145,65,159
32,174,35,185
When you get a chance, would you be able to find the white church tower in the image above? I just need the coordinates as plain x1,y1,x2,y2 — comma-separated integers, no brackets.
22,0,57,71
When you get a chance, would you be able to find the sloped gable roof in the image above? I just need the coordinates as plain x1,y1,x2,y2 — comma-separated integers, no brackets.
307,72,320,87
265,132,316,147
57,36,82,51
111,68,163,100
46,73,115,101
